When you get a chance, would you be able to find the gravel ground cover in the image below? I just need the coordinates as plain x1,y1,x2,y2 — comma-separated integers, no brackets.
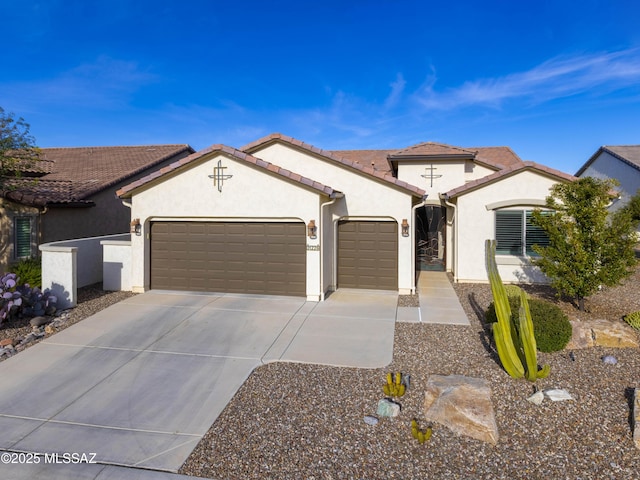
180,269,640,480
3,276,639,478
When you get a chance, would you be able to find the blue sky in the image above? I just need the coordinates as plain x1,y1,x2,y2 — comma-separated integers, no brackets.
2,1,640,174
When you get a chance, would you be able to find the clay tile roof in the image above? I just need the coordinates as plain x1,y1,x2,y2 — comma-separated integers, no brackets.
390,142,477,158
117,144,337,198
242,133,425,197
470,146,524,169
328,149,395,173
2,145,194,206
332,144,523,173
445,161,576,198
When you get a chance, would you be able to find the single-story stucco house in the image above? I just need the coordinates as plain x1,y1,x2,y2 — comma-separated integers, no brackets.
576,145,640,217
116,133,575,300
0,144,194,271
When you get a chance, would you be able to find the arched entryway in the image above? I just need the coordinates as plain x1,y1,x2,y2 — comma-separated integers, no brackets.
415,205,446,271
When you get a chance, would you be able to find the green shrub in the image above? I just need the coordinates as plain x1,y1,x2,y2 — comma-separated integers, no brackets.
624,311,640,330
486,296,572,352
9,257,42,288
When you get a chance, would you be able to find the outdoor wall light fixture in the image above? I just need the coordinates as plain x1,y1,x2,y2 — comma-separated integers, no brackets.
307,220,317,239
130,218,142,236
401,218,410,237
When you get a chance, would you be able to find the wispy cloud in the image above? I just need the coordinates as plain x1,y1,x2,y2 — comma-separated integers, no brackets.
4,56,156,111
416,48,640,110
384,73,406,109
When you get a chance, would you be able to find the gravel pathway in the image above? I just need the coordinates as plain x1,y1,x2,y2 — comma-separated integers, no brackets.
180,271,640,479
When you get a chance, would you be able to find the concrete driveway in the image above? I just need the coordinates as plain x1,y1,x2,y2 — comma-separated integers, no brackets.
0,289,397,477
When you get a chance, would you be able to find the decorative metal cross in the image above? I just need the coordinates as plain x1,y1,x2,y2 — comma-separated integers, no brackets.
421,164,443,187
208,159,233,192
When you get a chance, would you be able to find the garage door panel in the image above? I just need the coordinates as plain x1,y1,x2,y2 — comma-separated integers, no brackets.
337,220,398,290
151,222,305,296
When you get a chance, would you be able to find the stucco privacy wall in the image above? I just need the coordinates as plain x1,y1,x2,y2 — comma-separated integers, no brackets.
249,142,417,293
454,170,558,283
40,233,130,308
127,152,325,298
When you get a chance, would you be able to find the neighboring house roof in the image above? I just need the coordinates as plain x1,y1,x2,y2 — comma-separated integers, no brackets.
1,145,194,207
575,145,640,176
444,161,576,198
117,144,339,199
242,133,426,197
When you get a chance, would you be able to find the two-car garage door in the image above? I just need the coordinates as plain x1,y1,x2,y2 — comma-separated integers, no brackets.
150,219,398,296
150,222,306,296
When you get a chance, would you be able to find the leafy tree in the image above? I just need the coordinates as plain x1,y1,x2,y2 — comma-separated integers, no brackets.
0,107,40,190
621,188,640,225
531,177,638,311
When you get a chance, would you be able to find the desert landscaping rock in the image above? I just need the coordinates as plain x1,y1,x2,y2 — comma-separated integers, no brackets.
527,390,545,405
423,374,499,445
363,415,379,426
0,338,12,347
29,316,51,327
543,388,574,401
567,318,640,349
376,398,401,418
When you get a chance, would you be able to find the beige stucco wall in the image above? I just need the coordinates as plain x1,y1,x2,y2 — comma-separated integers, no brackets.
250,142,418,294
0,199,39,272
397,160,496,199
127,151,327,299
453,170,561,283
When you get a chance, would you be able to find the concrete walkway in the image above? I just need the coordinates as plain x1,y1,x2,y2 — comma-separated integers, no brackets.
0,289,398,479
397,271,470,325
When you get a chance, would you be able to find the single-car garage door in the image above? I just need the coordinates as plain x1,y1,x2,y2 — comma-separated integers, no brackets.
337,220,398,290
150,222,306,296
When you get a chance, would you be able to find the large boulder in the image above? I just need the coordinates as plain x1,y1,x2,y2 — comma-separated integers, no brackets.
567,319,639,349
423,374,499,445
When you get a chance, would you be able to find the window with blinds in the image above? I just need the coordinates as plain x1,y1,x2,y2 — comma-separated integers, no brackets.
14,217,33,258
495,210,549,256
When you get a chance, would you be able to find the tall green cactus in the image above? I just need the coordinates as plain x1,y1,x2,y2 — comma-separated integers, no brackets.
485,239,549,381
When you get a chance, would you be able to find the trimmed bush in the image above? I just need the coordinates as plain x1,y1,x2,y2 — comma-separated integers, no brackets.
486,296,572,353
9,257,42,288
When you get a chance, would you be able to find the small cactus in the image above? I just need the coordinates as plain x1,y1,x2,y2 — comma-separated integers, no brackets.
411,419,432,444
382,372,406,398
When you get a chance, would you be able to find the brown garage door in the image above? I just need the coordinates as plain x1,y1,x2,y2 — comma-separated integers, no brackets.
150,222,306,296
337,220,398,290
